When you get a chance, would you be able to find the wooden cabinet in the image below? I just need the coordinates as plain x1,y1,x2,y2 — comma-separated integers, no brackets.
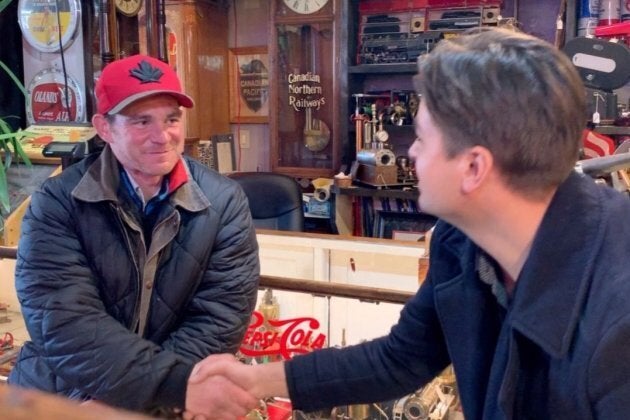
164,0,230,139
269,0,349,179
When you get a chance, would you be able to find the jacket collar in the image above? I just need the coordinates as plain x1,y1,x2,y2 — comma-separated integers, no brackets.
509,171,604,358
72,145,210,213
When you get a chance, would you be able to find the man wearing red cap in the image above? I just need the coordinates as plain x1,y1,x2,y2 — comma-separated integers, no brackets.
9,55,260,416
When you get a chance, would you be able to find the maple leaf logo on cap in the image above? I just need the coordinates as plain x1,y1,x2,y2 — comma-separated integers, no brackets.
129,60,164,83
95,54,194,114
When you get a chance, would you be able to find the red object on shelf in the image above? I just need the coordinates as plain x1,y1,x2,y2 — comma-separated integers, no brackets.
359,0,428,13
358,0,499,13
427,0,499,6
595,20,630,36
594,21,630,46
582,129,616,158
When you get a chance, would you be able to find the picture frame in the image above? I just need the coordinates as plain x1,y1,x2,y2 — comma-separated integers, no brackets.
228,46,270,123
375,211,437,240
211,134,236,173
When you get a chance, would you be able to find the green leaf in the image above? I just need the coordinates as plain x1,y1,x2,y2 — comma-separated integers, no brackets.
0,121,30,166
0,138,11,169
0,119,12,169
10,131,32,167
0,153,8,215
0,50,28,216
0,0,14,15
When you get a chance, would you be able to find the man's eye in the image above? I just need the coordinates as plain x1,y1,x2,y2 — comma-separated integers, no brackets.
132,119,149,126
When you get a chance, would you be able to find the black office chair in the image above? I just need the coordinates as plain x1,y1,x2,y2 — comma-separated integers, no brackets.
228,172,305,232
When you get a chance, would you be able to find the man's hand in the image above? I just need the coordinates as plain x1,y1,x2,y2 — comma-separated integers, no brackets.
189,354,289,402
185,355,258,420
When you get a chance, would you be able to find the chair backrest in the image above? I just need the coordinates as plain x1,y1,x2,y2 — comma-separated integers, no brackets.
228,172,305,232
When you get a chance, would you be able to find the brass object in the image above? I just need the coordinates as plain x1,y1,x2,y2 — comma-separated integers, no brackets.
348,404,370,419
257,289,280,331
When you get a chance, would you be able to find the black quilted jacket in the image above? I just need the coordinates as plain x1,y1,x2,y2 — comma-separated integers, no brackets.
9,146,259,412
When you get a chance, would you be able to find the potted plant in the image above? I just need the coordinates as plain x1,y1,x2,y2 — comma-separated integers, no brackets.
0,59,32,231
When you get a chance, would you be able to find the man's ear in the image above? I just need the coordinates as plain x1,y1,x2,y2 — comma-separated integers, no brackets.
460,145,493,194
91,114,113,144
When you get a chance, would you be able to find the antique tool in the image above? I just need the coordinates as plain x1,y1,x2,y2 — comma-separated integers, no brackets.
374,112,389,144
369,103,379,148
257,289,280,332
352,94,368,155
397,155,416,183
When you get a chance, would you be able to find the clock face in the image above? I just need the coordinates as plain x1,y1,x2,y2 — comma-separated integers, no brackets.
18,0,81,53
283,0,329,15
26,68,85,124
115,0,142,17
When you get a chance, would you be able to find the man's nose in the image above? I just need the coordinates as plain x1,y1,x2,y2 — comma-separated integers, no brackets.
152,122,172,142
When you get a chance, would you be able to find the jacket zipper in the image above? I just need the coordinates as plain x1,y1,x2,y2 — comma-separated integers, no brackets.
113,204,146,332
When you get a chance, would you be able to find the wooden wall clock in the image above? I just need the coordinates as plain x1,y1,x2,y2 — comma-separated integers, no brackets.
113,0,141,58
115,0,143,17
282,0,330,15
269,0,348,179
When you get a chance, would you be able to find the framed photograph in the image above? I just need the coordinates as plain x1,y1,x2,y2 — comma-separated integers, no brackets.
228,47,269,123
375,211,437,240
211,134,236,173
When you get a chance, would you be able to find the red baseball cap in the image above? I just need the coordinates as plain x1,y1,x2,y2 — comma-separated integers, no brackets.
95,54,194,115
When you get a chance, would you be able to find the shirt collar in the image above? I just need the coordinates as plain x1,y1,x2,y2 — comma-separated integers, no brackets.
72,145,210,214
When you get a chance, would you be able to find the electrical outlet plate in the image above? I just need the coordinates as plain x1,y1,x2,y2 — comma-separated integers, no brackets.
240,130,251,149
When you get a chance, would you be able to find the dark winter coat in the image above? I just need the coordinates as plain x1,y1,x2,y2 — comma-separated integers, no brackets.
286,171,630,419
9,146,260,412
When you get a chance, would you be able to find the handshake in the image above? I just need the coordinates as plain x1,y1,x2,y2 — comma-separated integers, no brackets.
184,354,288,420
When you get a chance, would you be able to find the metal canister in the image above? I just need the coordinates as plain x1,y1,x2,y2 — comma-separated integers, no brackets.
580,0,601,16
357,148,396,166
599,0,621,25
578,0,601,36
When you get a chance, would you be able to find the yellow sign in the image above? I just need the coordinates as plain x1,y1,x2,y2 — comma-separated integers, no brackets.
19,123,96,164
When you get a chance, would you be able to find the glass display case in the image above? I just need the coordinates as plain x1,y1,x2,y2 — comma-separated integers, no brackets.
238,231,463,420
269,0,348,179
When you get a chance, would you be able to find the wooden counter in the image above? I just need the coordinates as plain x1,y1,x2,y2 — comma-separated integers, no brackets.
0,385,151,420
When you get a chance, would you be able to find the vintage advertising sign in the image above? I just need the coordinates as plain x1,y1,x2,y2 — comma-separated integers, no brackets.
26,68,85,124
18,0,81,53
228,47,269,123
239,310,326,360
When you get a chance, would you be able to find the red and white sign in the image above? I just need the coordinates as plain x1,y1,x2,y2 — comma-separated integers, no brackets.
26,68,85,124
240,311,327,360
